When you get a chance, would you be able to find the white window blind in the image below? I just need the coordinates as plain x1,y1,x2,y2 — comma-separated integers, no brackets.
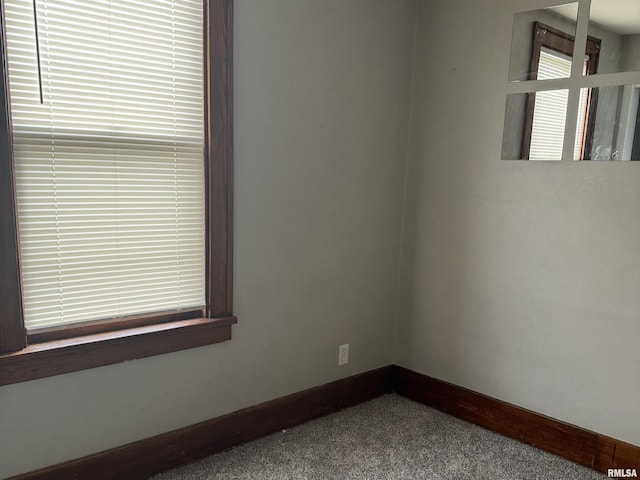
4,0,205,330
529,48,571,160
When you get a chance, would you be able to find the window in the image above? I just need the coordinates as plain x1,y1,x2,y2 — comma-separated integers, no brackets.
521,22,601,160
0,0,234,386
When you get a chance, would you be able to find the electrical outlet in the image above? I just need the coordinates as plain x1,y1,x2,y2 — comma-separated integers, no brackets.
338,344,349,366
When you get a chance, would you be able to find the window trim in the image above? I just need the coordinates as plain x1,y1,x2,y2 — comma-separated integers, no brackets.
0,0,235,387
520,21,601,160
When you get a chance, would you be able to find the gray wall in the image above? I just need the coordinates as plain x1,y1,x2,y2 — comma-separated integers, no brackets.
621,34,640,72
3,1,640,478
396,0,640,448
0,1,416,477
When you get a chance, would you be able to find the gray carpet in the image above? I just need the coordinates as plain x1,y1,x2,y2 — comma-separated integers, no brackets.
151,393,606,480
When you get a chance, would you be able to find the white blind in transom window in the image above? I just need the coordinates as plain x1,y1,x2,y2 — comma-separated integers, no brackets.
529,48,571,161
3,0,206,330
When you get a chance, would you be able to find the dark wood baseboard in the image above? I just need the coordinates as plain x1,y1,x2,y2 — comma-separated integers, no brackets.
392,365,640,476
9,366,392,480
9,365,639,480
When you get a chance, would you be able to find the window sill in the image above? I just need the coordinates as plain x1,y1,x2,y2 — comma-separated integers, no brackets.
0,316,237,387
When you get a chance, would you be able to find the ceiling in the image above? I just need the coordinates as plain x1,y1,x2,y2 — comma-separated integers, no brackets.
552,0,640,35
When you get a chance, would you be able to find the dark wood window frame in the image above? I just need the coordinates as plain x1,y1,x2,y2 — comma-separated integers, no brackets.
0,0,235,387
520,21,601,160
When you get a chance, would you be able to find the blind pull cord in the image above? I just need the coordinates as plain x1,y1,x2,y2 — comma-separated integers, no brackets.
32,0,44,104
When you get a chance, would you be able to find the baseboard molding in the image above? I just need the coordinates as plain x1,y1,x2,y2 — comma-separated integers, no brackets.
392,365,640,476
9,366,392,480
9,365,640,480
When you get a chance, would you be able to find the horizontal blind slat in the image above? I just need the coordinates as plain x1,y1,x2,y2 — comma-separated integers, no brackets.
529,49,572,160
4,0,206,329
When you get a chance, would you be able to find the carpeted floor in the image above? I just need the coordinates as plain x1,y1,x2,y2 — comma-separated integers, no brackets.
150,393,606,480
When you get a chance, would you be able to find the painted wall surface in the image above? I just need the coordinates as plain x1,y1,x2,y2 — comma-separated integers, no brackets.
396,0,640,448
0,1,416,477
3,1,640,478
621,34,640,72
